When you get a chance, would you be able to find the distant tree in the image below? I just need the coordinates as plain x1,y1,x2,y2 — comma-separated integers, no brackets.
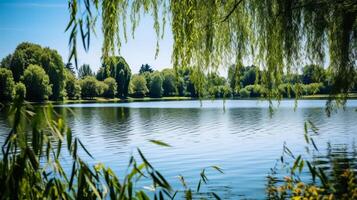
302,64,326,84
65,69,81,99
0,54,12,69
78,64,94,79
103,77,118,98
102,56,131,98
239,88,250,98
149,72,163,98
21,64,52,101
177,77,185,96
40,47,66,100
96,81,108,97
96,67,106,81
139,64,154,74
0,68,15,101
80,76,98,99
142,72,152,92
130,75,148,98
162,69,177,96
228,64,240,95
14,82,26,100
241,66,258,87
3,42,66,100
7,42,43,82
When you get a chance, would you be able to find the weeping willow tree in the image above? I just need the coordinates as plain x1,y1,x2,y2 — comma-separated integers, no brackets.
67,0,357,102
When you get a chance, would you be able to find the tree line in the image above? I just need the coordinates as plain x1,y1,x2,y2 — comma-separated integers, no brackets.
1,42,356,102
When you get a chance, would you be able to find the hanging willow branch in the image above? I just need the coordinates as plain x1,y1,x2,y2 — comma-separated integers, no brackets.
66,0,357,103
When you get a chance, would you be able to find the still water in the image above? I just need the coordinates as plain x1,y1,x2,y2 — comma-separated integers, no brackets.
2,100,357,199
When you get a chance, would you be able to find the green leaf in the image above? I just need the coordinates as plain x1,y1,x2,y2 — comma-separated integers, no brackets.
148,139,171,147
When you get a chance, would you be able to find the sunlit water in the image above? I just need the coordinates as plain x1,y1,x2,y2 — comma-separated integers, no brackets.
1,100,357,199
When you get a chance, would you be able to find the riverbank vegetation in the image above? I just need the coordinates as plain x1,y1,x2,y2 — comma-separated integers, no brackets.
1,43,356,103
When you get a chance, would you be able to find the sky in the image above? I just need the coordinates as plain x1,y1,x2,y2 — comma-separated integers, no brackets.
0,0,174,74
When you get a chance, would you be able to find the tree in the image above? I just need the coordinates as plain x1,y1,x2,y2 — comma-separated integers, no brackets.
96,67,106,81
149,72,163,98
0,68,15,101
96,81,109,97
14,82,26,100
162,69,177,96
103,77,118,98
21,65,52,101
3,42,66,100
102,56,131,98
78,64,94,79
68,0,356,98
130,75,148,98
7,42,43,82
241,66,258,87
40,47,66,100
228,64,240,95
0,54,12,69
302,64,326,84
139,64,154,74
80,76,98,99
65,69,81,99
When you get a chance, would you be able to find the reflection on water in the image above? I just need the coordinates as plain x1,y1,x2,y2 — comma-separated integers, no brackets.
1,100,357,199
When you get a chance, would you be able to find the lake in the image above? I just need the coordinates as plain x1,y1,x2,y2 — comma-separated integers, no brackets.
1,99,357,199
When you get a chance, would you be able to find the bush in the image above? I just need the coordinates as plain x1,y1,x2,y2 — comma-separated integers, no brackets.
80,76,98,99
0,68,15,101
278,83,296,98
244,85,263,97
303,83,322,95
103,77,118,98
65,70,81,99
14,82,26,100
97,81,109,97
130,75,148,98
21,64,52,101
162,69,177,96
150,72,163,98
239,88,250,98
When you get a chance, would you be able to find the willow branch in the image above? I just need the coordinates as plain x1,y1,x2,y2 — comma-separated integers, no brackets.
222,0,244,22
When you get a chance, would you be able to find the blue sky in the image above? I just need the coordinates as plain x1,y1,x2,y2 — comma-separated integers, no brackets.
0,0,173,74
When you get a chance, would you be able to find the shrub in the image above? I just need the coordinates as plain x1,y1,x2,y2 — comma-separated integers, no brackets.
80,76,98,99
0,68,15,101
65,70,81,99
130,75,148,98
103,77,118,98
14,82,26,100
150,72,163,98
239,88,250,98
97,81,109,97
21,64,52,101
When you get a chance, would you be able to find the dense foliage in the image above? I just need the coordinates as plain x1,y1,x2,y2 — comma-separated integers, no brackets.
80,76,99,99
0,42,66,101
101,56,132,98
0,68,15,101
67,0,356,102
21,65,52,101
65,69,81,100
130,75,149,98
78,64,94,79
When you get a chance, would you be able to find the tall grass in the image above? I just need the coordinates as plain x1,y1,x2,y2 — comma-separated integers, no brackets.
0,97,222,199
266,121,357,199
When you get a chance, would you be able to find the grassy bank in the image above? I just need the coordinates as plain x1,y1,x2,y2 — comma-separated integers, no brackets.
27,93,357,105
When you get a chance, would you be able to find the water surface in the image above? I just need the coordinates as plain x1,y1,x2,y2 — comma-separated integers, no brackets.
1,100,357,199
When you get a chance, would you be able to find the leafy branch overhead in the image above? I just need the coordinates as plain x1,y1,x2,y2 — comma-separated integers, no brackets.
67,0,357,100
